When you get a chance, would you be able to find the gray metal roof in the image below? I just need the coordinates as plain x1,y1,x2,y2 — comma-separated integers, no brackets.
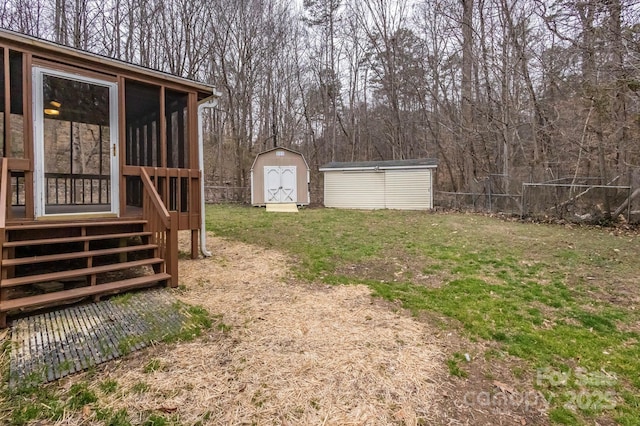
320,158,438,171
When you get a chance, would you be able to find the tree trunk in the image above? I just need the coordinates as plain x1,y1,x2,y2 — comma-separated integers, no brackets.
461,0,475,189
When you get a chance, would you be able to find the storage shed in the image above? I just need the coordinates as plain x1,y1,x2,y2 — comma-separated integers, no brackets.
251,147,310,206
320,159,438,210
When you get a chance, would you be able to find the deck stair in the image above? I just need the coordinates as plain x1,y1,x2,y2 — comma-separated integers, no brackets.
0,219,171,327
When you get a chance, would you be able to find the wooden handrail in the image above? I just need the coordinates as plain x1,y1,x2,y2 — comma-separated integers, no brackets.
140,167,177,287
0,158,8,230
140,168,170,228
124,165,201,232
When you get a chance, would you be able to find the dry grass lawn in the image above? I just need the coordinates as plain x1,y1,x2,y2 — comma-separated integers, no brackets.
2,230,551,425
53,233,449,425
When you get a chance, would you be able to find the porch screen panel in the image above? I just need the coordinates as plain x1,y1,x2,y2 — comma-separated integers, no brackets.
9,50,24,158
124,81,160,213
0,50,25,159
165,90,189,169
1,49,26,211
164,90,190,215
125,81,160,167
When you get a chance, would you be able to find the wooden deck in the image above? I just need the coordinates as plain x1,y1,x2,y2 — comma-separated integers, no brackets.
9,204,144,221
0,159,180,327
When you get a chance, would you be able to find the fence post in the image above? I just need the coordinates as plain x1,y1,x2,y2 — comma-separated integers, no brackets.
521,184,526,219
628,187,632,222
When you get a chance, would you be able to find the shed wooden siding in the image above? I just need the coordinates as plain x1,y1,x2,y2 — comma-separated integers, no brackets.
384,169,433,210
251,149,309,205
323,171,386,209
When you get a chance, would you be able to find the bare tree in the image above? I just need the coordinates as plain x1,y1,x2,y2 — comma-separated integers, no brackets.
2,0,640,209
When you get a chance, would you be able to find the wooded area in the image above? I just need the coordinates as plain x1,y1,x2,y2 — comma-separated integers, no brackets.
2,0,639,214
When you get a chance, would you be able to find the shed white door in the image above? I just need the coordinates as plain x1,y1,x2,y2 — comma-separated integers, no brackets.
384,169,432,209
264,166,297,203
323,171,385,209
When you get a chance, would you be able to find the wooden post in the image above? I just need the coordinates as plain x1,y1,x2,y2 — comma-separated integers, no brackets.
0,230,6,328
3,49,10,158
118,76,127,217
24,53,34,220
191,229,198,259
0,158,8,327
166,211,179,287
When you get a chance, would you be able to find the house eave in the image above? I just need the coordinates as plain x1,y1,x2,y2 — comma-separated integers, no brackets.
0,28,216,95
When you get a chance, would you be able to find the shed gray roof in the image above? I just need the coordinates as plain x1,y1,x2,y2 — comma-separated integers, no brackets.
319,158,438,171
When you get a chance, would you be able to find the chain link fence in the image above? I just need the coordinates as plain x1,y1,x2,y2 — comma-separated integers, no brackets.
435,191,522,215
521,183,632,222
434,177,635,223
204,186,249,204
203,179,637,224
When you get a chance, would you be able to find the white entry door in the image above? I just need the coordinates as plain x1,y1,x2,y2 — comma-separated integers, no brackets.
33,67,119,218
264,166,297,203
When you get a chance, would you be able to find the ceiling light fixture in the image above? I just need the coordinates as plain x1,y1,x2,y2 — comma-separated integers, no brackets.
44,108,60,116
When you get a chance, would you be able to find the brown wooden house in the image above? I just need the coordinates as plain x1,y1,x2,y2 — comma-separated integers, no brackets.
0,29,218,327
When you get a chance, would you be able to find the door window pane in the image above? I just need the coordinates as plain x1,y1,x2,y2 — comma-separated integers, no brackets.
42,74,111,214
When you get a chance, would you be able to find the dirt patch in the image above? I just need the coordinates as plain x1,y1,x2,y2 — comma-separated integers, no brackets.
427,335,550,426
52,232,549,425
337,254,449,288
585,278,640,311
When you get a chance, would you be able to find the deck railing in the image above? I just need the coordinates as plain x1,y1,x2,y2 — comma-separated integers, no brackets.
45,172,110,205
140,168,178,287
123,165,200,231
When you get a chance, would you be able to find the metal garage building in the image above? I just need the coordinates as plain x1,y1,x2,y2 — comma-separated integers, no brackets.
320,159,438,210
251,147,310,206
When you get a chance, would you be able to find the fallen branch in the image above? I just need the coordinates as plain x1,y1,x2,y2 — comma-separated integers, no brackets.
613,187,640,218
550,176,621,213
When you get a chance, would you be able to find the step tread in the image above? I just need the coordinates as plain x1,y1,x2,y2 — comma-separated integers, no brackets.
3,231,153,248
1,258,164,288
1,244,158,267
0,273,171,312
6,220,147,230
